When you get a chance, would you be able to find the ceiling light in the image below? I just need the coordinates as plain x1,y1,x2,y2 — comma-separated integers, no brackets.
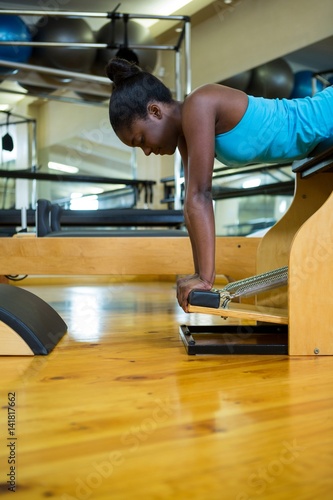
140,0,193,27
90,187,104,195
242,178,261,189
70,194,98,210
48,162,79,174
279,199,287,213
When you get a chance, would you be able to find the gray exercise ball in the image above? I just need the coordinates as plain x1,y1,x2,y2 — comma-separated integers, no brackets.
93,19,158,75
246,58,294,99
218,70,253,91
18,82,56,95
30,17,97,83
75,91,108,102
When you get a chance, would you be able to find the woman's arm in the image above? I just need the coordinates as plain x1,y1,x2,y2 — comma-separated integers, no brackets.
177,138,200,275
176,84,248,311
176,89,217,311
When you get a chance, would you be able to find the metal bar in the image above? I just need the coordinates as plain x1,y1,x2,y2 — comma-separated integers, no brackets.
212,180,295,199
31,120,38,208
123,14,189,21
0,9,108,17
0,169,156,187
0,59,110,84
0,109,35,121
315,74,332,86
0,119,34,126
0,87,109,108
315,68,333,75
0,41,108,48
184,20,192,95
175,25,186,52
0,41,177,50
173,50,182,210
175,50,182,100
0,9,188,21
213,162,292,177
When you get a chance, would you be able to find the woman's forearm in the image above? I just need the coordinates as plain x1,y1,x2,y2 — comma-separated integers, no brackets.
183,204,200,274
184,191,216,285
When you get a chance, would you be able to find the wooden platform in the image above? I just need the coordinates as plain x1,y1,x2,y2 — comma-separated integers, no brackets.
0,280,332,499
188,302,288,324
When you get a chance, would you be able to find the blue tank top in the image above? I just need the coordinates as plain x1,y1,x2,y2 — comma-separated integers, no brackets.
215,86,333,167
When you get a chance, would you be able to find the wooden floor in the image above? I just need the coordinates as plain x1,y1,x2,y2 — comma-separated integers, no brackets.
1,279,332,499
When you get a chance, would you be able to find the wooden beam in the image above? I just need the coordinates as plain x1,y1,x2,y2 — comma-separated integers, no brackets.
0,236,260,280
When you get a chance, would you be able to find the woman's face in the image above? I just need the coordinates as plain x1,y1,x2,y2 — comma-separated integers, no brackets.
117,103,179,156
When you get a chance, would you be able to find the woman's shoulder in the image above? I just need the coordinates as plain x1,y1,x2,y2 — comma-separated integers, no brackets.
184,83,248,133
183,84,230,114
185,83,247,108
186,83,226,100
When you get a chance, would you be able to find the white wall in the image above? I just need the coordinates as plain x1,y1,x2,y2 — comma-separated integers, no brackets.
190,0,333,86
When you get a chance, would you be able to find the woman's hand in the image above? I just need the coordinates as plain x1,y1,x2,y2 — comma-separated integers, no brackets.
177,274,213,312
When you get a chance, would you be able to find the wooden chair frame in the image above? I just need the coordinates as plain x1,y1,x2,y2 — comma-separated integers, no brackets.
186,164,333,356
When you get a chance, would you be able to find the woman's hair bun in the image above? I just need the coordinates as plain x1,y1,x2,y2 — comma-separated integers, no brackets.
105,57,141,86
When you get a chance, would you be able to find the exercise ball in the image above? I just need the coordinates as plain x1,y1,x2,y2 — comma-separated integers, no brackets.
18,82,56,95
290,70,324,98
247,58,294,99
75,91,108,102
218,70,253,91
93,19,158,75
31,17,97,83
0,15,32,75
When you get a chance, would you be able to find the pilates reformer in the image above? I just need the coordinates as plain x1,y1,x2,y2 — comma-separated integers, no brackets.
35,199,187,238
180,138,333,356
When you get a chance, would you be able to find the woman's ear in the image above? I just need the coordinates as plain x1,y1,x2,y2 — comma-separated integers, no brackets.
147,103,162,119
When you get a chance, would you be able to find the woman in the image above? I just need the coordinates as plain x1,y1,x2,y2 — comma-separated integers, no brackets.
106,57,333,312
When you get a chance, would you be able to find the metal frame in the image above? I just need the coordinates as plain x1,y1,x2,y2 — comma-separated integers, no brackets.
0,110,38,207
0,9,191,92
179,324,288,355
0,9,191,209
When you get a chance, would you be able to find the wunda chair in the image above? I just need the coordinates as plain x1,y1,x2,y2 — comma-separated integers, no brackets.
180,138,333,356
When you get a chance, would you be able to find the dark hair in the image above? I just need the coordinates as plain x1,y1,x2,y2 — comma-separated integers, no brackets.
105,58,173,133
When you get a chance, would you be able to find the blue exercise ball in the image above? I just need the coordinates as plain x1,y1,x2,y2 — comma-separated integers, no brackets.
290,70,324,98
0,15,32,75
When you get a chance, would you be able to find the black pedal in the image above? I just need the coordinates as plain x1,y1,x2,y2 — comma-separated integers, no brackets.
188,290,220,308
